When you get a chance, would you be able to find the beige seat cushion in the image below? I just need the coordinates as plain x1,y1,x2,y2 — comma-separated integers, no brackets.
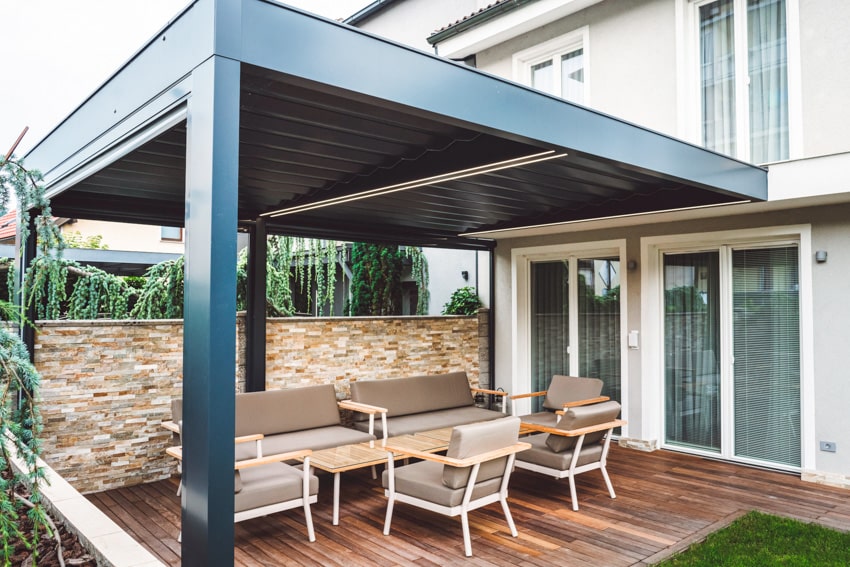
235,425,375,461
352,406,504,437
382,460,504,508
517,433,605,470
234,462,318,513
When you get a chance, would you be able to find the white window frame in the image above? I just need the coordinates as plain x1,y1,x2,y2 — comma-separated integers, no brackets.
512,27,590,105
640,225,814,472
511,239,627,431
675,0,802,163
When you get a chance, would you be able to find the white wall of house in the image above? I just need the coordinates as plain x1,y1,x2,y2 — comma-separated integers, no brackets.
62,219,184,253
355,0,850,485
353,0,479,53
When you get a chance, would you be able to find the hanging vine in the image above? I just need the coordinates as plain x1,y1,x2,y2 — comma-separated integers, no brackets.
0,151,64,564
403,246,429,315
130,257,185,319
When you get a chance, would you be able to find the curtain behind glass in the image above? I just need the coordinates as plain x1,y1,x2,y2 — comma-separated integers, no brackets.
578,259,620,402
732,246,800,466
748,0,788,163
531,261,569,412
700,0,737,156
531,60,554,94
561,48,585,104
664,252,721,452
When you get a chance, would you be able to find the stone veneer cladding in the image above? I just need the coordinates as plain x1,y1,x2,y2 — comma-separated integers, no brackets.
34,312,486,493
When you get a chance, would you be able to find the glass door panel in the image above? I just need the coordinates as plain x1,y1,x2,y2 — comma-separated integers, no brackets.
531,256,621,412
664,252,721,452
578,258,621,401
732,246,800,466
530,261,569,411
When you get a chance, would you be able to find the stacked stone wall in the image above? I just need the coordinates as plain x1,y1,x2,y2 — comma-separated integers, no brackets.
33,314,483,493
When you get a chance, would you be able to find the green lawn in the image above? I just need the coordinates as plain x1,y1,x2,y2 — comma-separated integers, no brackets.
658,511,850,566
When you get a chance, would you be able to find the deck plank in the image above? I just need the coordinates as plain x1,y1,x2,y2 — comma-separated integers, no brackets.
86,445,850,565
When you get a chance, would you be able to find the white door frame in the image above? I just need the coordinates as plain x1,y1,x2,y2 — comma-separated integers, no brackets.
640,225,814,471
511,239,628,430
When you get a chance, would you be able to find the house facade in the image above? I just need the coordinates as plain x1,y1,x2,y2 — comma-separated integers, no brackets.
352,0,850,487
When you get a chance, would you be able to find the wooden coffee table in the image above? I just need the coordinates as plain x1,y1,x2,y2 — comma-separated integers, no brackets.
306,433,451,525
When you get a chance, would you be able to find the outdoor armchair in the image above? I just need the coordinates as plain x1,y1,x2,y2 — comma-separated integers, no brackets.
168,433,319,543
510,375,608,427
514,400,625,511
381,416,530,557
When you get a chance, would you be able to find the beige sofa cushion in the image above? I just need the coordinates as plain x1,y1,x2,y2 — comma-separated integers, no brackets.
542,375,604,410
442,416,520,489
381,461,504,508
544,400,621,453
235,384,340,437
350,372,474,418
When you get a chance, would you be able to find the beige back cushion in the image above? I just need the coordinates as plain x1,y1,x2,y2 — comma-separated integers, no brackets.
542,375,604,410
235,385,340,436
442,416,520,489
544,400,621,453
350,372,474,418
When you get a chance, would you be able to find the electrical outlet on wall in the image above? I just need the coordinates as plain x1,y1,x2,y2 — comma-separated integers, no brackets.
819,441,837,453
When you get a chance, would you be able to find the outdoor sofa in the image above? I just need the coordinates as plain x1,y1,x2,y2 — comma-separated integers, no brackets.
171,384,377,461
348,371,507,438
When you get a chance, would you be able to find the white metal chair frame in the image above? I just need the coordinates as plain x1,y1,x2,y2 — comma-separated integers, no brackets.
170,434,317,543
515,418,625,511
382,441,530,557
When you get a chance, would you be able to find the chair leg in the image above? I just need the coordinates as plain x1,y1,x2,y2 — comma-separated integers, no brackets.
501,496,518,537
461,509,472,557
600,466,616,499
304,500,316,542
569,475,580,511
383,496,395,535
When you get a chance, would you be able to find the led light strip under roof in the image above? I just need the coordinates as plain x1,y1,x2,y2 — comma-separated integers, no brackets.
262,150,567,218
460,199,753,237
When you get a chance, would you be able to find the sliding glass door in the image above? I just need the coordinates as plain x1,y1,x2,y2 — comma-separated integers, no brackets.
663,245,800,468
531,256,621,411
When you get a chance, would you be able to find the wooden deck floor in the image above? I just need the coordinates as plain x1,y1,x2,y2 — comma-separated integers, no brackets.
87,445,850,566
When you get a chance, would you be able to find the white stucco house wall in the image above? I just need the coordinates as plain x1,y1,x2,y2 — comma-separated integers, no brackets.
350,0,850,488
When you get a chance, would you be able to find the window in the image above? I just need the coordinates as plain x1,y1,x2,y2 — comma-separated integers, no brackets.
161,226,183,241
513,28,589,105
693,0,790,163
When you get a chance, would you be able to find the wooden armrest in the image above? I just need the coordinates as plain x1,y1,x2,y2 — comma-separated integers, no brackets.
234,449,313,470
470,387,508,397
523,419,626,437
384,442,530,467
235,433,264,444
166,446,183,460
510,390,546,400
338,400,388,414
162,421,180,434
561,396,610,409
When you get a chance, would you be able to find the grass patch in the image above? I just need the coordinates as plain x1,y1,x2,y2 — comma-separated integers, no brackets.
658,511,850,566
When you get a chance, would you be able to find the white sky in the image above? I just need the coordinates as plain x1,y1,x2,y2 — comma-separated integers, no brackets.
0,0,371,158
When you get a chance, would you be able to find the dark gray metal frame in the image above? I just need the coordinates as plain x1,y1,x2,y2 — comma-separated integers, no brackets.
22,1,767,564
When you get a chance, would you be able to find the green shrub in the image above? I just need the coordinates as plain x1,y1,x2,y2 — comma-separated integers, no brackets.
442,286,482,315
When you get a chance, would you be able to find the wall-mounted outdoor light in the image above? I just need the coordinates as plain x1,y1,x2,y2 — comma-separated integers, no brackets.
815,250,828,263
461,270,469,281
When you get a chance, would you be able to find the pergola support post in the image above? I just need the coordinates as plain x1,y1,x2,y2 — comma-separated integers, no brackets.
17,210,38,362
181,54,240,566
245,217,267,392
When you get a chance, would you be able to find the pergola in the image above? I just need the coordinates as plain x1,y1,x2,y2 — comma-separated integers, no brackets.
25,1,766,564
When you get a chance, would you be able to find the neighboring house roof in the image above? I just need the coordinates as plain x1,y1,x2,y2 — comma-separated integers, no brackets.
343,0,402,26
428,0,534,45
0,211,16,242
